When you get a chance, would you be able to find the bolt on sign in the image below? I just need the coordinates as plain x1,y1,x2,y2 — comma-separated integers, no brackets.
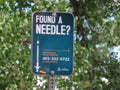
31,12,74,76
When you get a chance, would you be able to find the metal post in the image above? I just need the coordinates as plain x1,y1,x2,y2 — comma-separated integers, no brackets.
48,71,55,90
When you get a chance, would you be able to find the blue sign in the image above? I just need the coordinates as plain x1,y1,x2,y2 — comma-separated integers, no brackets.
31,12,74,75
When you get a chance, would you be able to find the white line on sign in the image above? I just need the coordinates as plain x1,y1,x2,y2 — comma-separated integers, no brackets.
35,40,40,72
43,48,70,53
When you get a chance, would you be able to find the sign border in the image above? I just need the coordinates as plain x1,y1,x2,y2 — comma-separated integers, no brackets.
31,11,74,76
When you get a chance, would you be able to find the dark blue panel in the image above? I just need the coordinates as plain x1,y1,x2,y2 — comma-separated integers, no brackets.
31,12,74,76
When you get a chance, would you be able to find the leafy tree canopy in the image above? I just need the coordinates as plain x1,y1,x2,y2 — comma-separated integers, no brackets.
0,0,120,90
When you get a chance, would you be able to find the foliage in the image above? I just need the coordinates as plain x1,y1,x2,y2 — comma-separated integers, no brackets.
69,0,120,90
0,0,120,90
0,0,35,89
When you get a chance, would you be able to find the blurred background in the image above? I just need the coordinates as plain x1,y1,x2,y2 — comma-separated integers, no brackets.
0,0,120,90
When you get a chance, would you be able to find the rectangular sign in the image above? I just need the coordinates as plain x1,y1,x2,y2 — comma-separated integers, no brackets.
31,12,74,75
